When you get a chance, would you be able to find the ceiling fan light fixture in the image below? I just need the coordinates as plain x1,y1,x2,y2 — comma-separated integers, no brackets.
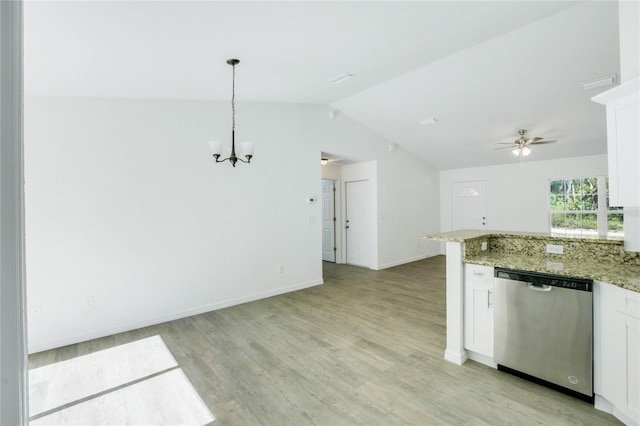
512,146,531,156
320,158,329,165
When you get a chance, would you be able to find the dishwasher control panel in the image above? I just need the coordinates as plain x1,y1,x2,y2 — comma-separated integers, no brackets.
495,268,592,292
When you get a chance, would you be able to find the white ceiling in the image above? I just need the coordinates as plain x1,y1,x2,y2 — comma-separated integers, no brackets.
24,1,620,170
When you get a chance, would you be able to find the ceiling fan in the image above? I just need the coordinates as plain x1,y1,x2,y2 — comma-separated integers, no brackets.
495,129,557,157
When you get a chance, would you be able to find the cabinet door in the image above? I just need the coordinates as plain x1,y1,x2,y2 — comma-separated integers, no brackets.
607,98,640,206
596,282,626,409
592,78,640,207
625,314,639,424
464,264,494,357
595,281,640,424
624,291,639,424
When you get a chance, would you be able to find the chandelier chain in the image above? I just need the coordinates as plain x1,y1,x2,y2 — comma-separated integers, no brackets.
232,63,235,131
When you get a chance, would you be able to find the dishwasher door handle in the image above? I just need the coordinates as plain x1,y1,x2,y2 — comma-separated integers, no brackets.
527,283,552,292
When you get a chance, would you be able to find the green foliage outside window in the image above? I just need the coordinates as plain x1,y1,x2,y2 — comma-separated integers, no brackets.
550,177,623,236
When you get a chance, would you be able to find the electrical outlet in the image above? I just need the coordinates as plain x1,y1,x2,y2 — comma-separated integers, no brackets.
278,265,285,274
546,244,564,255
481,241,488,251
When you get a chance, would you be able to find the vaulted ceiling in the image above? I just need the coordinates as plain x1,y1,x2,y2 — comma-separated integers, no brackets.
24,1,619,170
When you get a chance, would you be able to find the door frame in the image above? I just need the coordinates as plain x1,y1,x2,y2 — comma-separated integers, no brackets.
451,179,488,231
0,0,29,423
342,179,373,268
338,161,378,268
321,179,338,262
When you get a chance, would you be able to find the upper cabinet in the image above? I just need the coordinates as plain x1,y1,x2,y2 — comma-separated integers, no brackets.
592,77,640,207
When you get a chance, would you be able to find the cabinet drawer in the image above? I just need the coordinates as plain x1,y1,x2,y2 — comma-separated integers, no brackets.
610,283,640,319
465,263,494,286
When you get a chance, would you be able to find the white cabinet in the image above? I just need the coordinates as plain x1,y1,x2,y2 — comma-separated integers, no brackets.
594,280,639,426
592,77,640,207
464,263,495,365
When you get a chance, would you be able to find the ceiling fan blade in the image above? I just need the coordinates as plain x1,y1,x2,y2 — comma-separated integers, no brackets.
529,139,557,145
494,146,515,150
528,136,543,143
497,143,515,145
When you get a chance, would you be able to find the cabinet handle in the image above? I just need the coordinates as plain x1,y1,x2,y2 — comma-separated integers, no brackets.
473,271,484,276
487,290,492,308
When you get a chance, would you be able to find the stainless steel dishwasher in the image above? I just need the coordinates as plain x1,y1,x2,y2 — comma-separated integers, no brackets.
494,268,593,402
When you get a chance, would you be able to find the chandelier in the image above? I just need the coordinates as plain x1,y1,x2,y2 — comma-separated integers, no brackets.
208,59,254,167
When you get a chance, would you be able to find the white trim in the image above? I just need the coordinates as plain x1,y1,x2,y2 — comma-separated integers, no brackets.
548,176,621,237
0,0,28,423
595,394,638,426
373,251,440,270
29,278,324,354
466,350,497,369
444,241,466,365
444,348,468,365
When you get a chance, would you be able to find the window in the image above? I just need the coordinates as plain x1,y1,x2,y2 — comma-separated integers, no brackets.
550,176,623,237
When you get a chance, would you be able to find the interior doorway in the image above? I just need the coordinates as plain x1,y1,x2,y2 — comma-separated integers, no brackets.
345,180,371,267
451,180,487,231
321,179,336,262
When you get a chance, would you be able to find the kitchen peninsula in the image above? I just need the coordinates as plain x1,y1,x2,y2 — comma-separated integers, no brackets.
423,230,639,426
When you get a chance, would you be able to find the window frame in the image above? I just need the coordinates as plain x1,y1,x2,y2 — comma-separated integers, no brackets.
548,176,623,238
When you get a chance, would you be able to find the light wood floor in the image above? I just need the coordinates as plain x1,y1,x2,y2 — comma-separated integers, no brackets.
29,256,621,425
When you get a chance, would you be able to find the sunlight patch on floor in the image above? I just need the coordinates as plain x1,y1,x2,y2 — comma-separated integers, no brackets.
29,335,214,425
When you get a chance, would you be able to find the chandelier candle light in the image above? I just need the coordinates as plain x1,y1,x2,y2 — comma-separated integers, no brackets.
208,59,255,167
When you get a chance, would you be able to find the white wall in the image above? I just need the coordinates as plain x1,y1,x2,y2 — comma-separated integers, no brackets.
25,97,440,352
440,154,608,237
377,150,440,268
619,0,639,82
320,164,341,181
319,117,441,268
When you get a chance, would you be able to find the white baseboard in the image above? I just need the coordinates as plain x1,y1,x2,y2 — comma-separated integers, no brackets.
374,251,441,270
29,278,324,354
595,394,638,426
444,348,468,365
466,350,497,369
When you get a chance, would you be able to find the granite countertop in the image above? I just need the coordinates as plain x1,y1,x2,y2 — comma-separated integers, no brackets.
466,252,640,293
422,229,638,293
422,230,624,244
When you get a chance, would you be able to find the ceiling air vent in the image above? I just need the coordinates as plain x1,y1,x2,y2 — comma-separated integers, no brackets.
327,72,353,84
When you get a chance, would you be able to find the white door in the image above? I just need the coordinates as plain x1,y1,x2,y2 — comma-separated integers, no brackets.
345,180,371,267
451,180,487,231
321,179,336,262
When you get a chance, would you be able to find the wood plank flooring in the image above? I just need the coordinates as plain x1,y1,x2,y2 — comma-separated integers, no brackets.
29,256,621,425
